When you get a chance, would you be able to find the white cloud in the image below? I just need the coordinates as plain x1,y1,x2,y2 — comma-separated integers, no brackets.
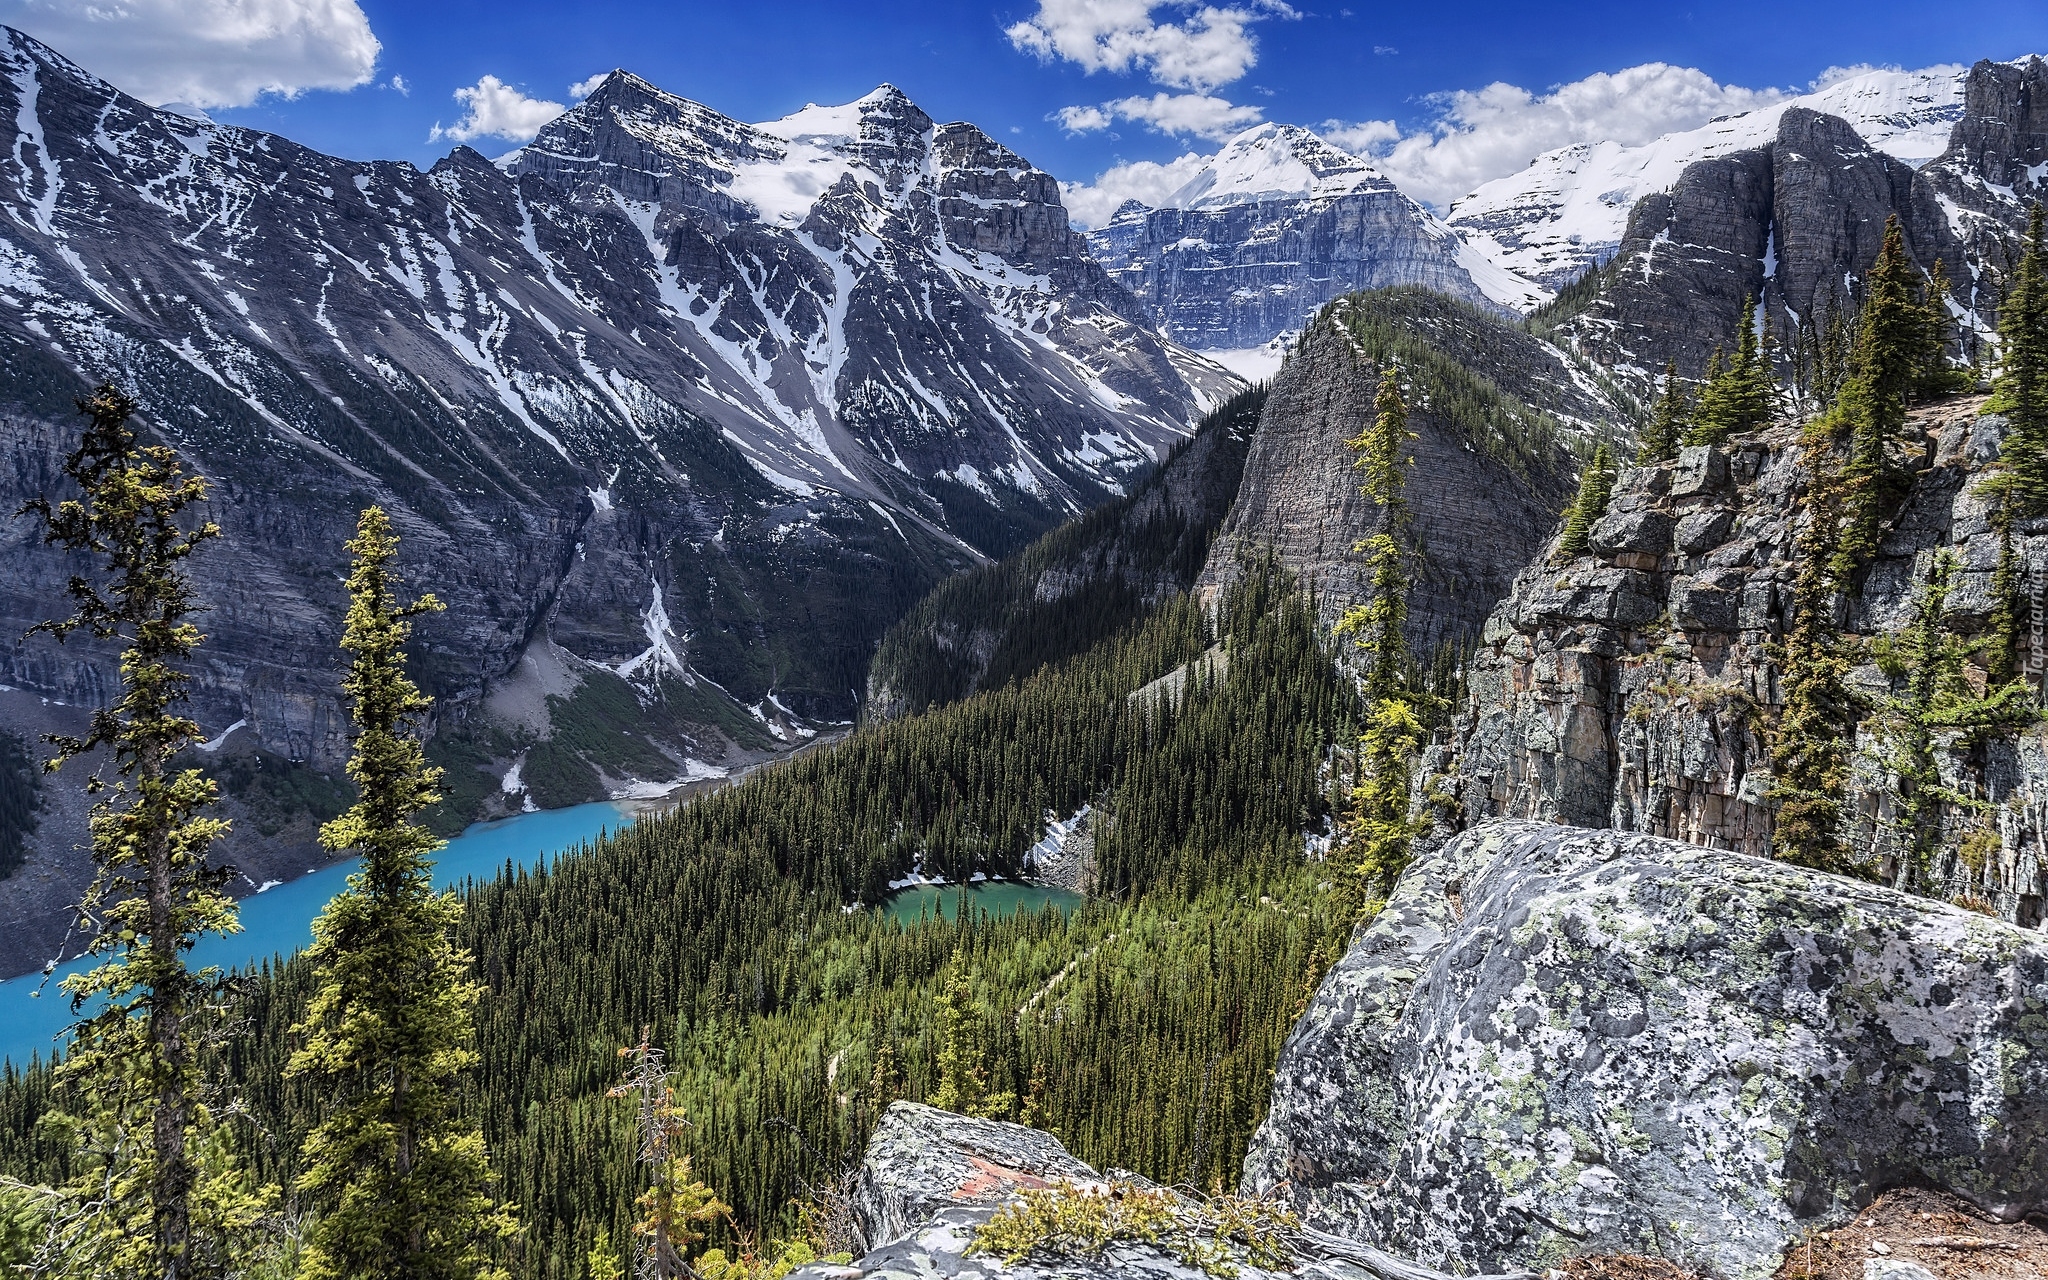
1055,92,1263,141
1006,0,1296,92
1060,151,1211,227
1319,117,1397,152
568,72,610,101
1055,103,1115,132
388,73,409,96
1365,62,1788,209
0,0,380,108
430,75,568,145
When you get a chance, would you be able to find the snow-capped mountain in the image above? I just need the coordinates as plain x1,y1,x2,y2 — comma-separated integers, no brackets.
1088,123,1544,367
1551,56,2047,398
1449,64,1972,291
0,25,1233,779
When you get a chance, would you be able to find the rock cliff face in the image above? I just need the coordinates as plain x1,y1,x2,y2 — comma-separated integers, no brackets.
1426,398,2048,926
1197,290,1617,657
1247,820,2048,1280
1086,124,1540,354
1558,58,2047,399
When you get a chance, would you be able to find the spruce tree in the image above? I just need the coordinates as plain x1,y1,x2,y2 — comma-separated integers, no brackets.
1636,362,1689,464
1766,477,1856,874
1555,441,1617,561
1339,366,1424,900
1690,297,1777,444
1985,202,2048,518
1690,347,1731,444
1918,258,1972,398
1836,216,1936,571
288,506,516,1280
19,385,268,1279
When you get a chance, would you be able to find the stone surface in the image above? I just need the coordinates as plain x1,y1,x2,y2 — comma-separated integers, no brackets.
1245,820,2048,1280
797,1102,1537,1280
1197,290,1613,655
1425,397,2048,926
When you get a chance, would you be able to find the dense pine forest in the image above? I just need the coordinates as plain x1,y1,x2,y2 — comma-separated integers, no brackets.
0,452,1359,1278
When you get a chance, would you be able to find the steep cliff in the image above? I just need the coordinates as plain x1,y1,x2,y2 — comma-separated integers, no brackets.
1425,396,2048,926
1555,58,2047,400
1197,289,1622,659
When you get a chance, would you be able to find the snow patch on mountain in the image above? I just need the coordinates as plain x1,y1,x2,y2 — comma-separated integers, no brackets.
1448,63,1972,290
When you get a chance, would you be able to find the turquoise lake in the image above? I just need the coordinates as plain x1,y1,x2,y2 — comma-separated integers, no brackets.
883,881,1082,924
0,800,634,1070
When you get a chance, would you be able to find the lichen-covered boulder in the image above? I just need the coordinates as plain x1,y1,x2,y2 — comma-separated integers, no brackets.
795,1102,1535,1280
1243,820,2048,1280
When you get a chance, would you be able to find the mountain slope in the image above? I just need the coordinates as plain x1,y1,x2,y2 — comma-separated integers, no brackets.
1087,124,1544,360
0,24,1235,755
1449,62,1976,291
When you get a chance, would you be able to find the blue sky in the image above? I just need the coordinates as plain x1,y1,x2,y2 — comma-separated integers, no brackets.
2,0,2043,217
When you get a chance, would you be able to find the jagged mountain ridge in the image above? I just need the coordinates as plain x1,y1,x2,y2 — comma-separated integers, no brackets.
0,23,1233,753
1555,57,2048,398
1086,124,1544,359
1448,62,1978,291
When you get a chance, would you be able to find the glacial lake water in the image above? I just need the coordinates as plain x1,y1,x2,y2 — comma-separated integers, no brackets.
883,881,1083,924
0,800,635,1070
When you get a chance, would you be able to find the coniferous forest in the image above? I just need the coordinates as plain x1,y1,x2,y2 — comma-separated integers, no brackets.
0,390,1358,1279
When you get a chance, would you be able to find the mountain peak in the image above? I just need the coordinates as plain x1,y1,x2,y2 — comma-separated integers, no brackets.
1163,121,1391,210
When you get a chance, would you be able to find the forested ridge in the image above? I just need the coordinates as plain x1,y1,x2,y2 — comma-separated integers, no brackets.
1,551,1357,1279
867,387,1266,719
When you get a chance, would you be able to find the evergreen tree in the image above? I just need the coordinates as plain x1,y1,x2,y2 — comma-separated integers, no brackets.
1918,258,1973,398
1690,297,1777,444
1988,526,2026,687
1636,362,1689,463
1984,202,2048,519
288,507,516,1280
19,385,268,1279
1867,552,2036,894
930,955,1011,1119
1555,442,1617,560
1836,216,1937,571
1339,367,1423,901
610,1036,727,1280
1767,465,1856,874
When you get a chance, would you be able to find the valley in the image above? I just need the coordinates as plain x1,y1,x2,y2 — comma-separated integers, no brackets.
0,15,2046,1280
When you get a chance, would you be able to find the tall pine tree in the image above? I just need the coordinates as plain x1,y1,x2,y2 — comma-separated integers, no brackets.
1766,471,1856,874
1690,297,1777,444
1985,202,2048,518
288,506,516,1280
1637,362,1689,463
20,385,268,1280
1339,367,1424,900
1555,441,1617,560
1835,215,1937,571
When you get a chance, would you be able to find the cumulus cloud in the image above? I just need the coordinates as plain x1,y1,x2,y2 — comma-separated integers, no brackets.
1060,151,1212,227
1319,117,1397,152
429,75,567,145
1364,62,1788,209
1007,0,1296,92
0,0,380,108
568,72,611,101
1057,91,1264,140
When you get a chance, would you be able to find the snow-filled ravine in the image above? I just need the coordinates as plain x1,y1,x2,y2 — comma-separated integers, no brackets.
0,801,636,1070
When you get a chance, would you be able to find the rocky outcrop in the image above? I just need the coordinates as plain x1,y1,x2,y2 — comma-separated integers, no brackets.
1197,290,1613,656
792,1102,1534,1280
1246,820,2048,1280
1426,397,2048,926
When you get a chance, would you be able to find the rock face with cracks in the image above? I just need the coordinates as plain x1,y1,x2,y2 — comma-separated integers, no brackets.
1244,820,2048,1280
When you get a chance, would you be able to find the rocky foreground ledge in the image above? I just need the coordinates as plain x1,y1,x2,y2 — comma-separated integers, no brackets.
801,820,2048,1280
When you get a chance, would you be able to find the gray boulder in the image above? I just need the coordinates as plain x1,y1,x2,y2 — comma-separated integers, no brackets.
797,1102,1535,1280
1244,820,2048,1280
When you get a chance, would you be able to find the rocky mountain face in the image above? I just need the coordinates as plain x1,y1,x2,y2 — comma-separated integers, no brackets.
0,25,1231,963
1195,289,1618,658
1422,398,2048,927
1553,57,2046,399
1085,125,1543,359
865,388,1264,720
1248,820,2048,1280
1449,62,1974,292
